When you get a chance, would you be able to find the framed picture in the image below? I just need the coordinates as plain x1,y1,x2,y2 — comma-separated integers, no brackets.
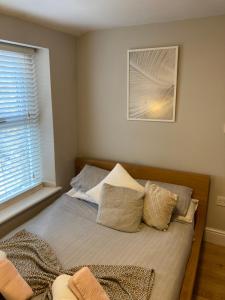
127,46,178,122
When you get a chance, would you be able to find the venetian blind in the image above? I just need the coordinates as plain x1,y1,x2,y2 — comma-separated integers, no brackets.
0,43,41,204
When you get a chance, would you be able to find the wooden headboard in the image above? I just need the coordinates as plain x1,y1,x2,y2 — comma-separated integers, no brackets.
75,157,209,203
75,157,210,300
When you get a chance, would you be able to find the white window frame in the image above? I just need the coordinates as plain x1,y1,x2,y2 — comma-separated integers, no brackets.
0,40,56,206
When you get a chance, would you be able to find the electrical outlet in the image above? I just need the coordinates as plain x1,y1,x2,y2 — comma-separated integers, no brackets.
216,196,225,207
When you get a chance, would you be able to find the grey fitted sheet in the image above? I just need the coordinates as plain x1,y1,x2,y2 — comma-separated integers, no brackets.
3,194,194,300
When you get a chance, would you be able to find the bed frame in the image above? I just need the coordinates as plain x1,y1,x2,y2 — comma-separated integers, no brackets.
75,157,210,300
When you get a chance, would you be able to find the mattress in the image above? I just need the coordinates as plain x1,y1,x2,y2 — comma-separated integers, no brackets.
3,194,194,300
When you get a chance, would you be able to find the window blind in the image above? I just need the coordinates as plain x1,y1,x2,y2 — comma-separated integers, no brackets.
0,44,41,204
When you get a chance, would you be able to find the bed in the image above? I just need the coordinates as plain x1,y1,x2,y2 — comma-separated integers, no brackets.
74,158,210,300
2,158,210,300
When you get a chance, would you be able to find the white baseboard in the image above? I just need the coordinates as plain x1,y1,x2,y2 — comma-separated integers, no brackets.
204,227,225,247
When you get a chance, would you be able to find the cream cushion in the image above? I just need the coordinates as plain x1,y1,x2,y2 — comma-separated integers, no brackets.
143,182,178,230
175,199,199,223
0,251,7,260
86,163,144,205
52,274,78,300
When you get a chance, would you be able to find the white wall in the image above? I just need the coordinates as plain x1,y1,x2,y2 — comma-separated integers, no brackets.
77,15,225,231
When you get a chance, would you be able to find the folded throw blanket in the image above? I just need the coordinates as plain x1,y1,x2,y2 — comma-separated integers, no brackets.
0,251,33,300
0,230,155,300
69,267,110,300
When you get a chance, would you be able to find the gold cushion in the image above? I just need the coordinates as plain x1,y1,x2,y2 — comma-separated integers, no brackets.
143,182,177,230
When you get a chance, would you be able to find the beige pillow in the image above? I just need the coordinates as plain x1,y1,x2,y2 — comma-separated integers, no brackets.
97,183,144,232
86,163,144,205
143,182,178,230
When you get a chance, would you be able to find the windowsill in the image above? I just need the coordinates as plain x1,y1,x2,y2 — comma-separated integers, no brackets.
0,186,62,225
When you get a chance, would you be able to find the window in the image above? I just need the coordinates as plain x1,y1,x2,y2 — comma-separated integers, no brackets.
0,44,41,204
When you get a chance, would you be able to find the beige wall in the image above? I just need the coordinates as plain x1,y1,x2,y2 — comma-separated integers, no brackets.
1,13,224,231
77,15,225,231
0,14,77,190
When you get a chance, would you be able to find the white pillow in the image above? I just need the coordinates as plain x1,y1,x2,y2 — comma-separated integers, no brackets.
175,199,199,223
86,163,144,204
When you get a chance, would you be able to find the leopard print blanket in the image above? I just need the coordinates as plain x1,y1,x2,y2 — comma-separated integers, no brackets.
0,230,155,300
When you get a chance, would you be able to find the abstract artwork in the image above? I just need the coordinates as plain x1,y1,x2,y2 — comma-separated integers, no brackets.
127,46,178,122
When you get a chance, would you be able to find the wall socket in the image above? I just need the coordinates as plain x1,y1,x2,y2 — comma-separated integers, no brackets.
216,196,225,207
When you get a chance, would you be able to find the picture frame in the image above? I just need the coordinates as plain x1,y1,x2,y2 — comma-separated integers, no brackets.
127,46,179,122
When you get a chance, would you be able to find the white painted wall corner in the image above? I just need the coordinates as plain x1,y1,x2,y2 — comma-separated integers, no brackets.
204,227,225,247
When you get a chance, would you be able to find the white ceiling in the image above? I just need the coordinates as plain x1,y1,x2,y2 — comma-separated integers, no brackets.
0,0,225,36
